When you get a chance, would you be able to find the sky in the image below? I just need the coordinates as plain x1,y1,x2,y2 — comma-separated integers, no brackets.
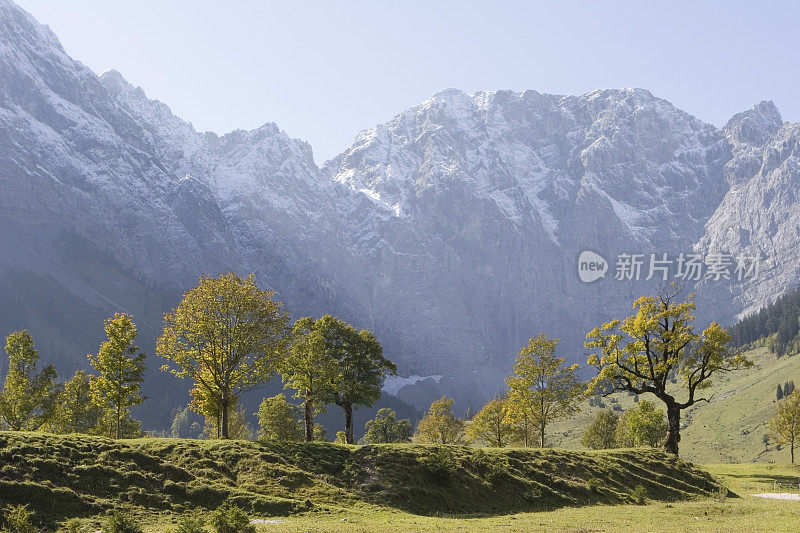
14,0,800,163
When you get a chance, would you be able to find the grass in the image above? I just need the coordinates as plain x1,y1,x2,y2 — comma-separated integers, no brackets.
0,432,720,530
550,346,800,463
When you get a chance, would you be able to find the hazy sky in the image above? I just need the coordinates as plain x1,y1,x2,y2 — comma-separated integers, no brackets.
14,0,800,163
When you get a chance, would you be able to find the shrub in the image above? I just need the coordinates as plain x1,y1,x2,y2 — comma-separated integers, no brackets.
207,503,254,533
2,504,35,533
631,484,648,505
175,514,206,533
102,511,143,533
420,448,458,483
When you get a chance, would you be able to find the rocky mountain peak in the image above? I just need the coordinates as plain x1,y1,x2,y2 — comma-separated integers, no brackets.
724,100,784,148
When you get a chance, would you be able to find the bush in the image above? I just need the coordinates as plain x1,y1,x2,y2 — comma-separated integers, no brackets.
208,503,254,533
102,511,143,533
631,484,648,505
420,448,458,483
175,513,206,533
3,504,35,533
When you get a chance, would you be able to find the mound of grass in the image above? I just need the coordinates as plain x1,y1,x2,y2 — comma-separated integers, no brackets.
0,432,721,529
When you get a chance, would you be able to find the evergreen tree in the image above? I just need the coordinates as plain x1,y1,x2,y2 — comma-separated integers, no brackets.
778,384,784,401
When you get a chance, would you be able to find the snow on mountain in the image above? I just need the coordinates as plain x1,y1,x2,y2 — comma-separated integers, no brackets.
3,0,800,414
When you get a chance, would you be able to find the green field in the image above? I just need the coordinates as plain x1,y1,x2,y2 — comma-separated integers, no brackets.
0,432,720,531
550,347,800,463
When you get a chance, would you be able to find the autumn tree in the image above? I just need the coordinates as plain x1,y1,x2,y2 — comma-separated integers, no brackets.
157,273,289,439
279,317,340,441
49,370,103,434
505,334,582,448
585,286,752,455
0,330,58,431
615,400,668,448
363,408,413,444
88,313,146,439
466,398,514,447
769,390,800,463
319,316,396,444
415,396,465,444
581,409,619,450
255,394,304,442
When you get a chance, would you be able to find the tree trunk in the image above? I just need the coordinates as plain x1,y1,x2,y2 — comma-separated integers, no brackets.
540,420,546,448
664,402,681,455
343,402,354,444
220,393,229,439
304,395,314,442
792,439,795,464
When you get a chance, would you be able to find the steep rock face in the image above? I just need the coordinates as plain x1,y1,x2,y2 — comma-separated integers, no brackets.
324,88,731,374
4,0,800,415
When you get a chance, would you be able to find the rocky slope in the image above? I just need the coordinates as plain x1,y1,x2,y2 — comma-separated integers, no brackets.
1,0,799,418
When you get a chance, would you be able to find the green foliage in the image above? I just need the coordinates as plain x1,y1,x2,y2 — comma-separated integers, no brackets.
363,408,413,444
158,273,289,439
730,285,800,354
616,400,668,448
420,448,458,483
174,513,206,533
313,423,328,442
48,371,103,434
279,316,340,441
58,517,87,533
203,405,252,441
505,333,582,448
2,504,35,533
170,405,203,439
88,313,146,439
581,409,619,449
769,390,800,462
585,477,602,492
415,397,465,444
0,330,58,431
466,399,514,447
630,484,648,505
207,503,254,533
586,287,751,454
255,394,303,442
101,511,142,533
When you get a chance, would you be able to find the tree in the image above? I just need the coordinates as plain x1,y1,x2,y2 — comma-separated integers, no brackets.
157,273,289,439
363,408,413,444
49,371,103,434
88,313,146,439
279,317,340,442
581,409,619,449
320,316,396,444
313,423,328,442
415,396,465,444
769,391,800,463
778,384,784,401
466,398,514,447
585,287,752,455
170,405,203,439
255,394,303,441
204,405,252,440
505,334,583,448
615,400,668,448
0,330,58,431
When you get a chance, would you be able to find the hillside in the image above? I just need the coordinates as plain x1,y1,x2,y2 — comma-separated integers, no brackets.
0,432,720,529
551,347,800,463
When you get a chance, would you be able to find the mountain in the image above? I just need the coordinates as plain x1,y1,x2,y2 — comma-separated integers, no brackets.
1,0,799,423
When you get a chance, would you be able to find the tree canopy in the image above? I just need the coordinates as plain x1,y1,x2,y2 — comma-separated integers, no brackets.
505,334,582,448
157,273,289,439
0,330,58,431
770,390,800,463
363,408,413,444
586,286,751,455
415,396,465,444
